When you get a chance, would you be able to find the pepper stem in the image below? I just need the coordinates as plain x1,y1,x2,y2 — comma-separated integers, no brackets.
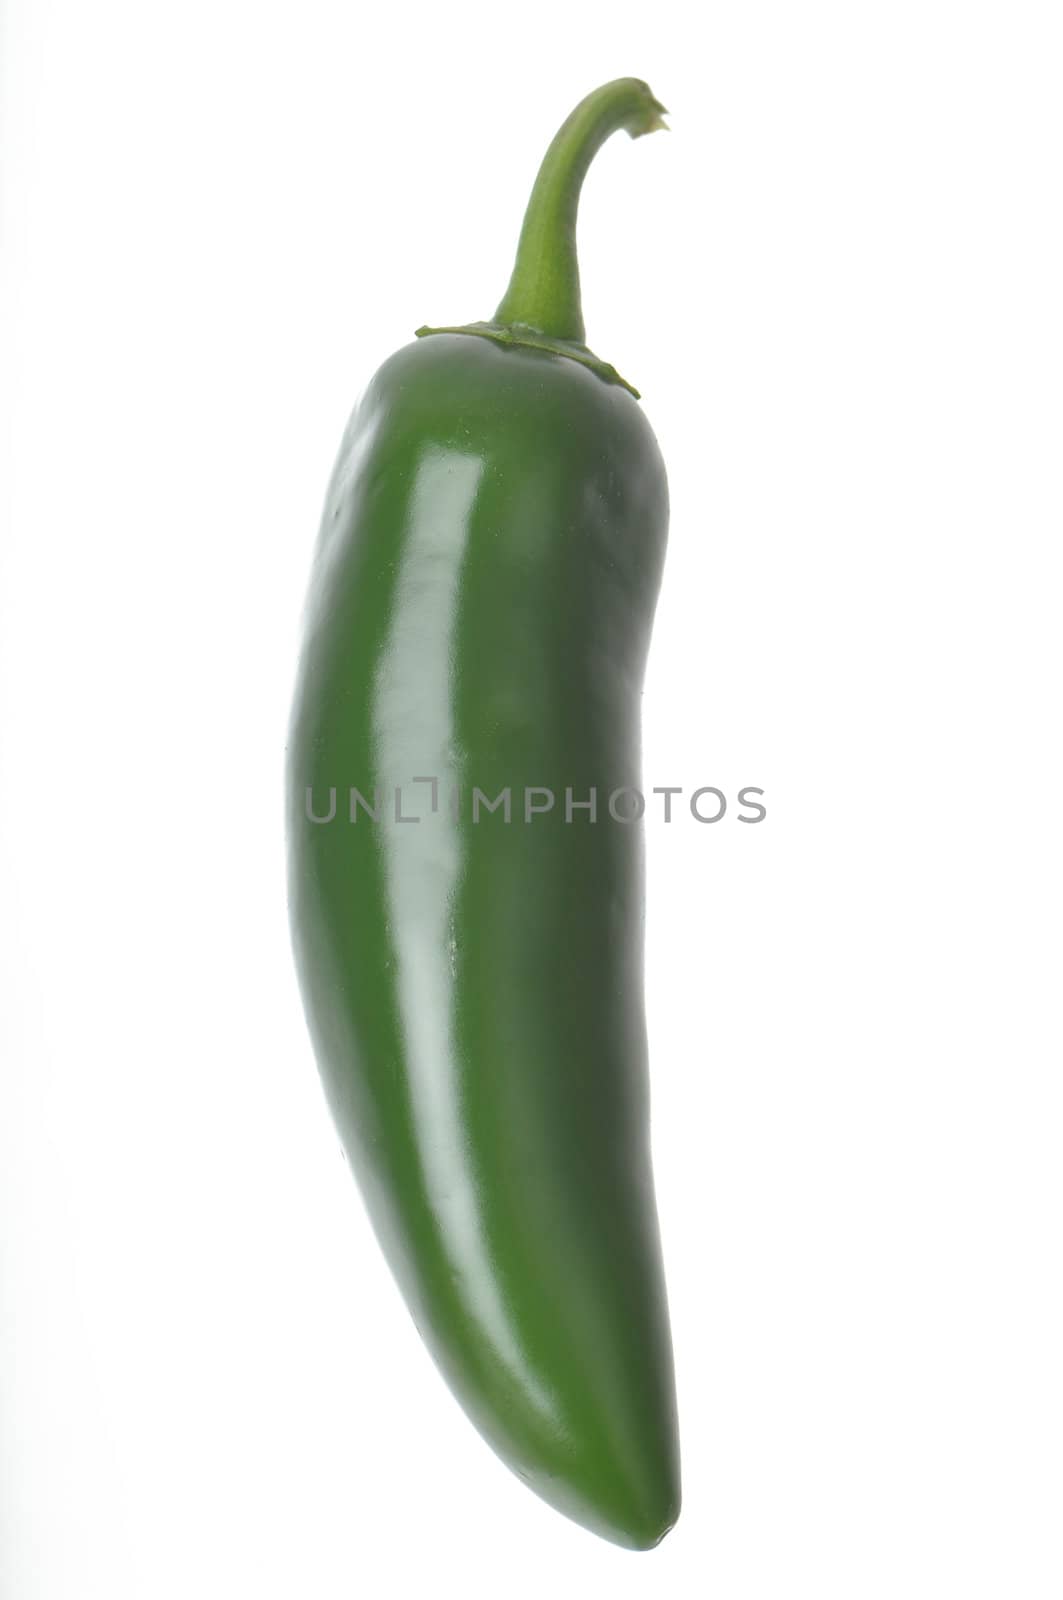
493,79,668,345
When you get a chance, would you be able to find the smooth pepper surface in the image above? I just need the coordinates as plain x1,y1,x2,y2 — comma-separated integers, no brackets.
287,79,679,1549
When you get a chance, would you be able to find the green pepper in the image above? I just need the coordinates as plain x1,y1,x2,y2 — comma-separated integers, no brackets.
287,78,679,1549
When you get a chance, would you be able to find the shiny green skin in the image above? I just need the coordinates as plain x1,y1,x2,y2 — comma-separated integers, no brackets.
286,330,677,1548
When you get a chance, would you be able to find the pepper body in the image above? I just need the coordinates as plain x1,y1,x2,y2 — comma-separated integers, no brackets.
286,79,680,1549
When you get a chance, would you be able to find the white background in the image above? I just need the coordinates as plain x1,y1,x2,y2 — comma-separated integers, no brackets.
1,2,1060,1595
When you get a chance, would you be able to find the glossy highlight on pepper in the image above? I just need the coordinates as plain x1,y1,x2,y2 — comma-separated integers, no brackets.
287,78,679,1549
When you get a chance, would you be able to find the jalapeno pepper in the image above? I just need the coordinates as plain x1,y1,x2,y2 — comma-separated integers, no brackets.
287,78,679,1549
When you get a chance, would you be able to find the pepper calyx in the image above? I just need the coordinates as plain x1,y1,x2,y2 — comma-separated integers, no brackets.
413,320,640,399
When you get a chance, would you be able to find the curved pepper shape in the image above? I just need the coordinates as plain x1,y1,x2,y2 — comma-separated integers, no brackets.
287,79,679,1549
